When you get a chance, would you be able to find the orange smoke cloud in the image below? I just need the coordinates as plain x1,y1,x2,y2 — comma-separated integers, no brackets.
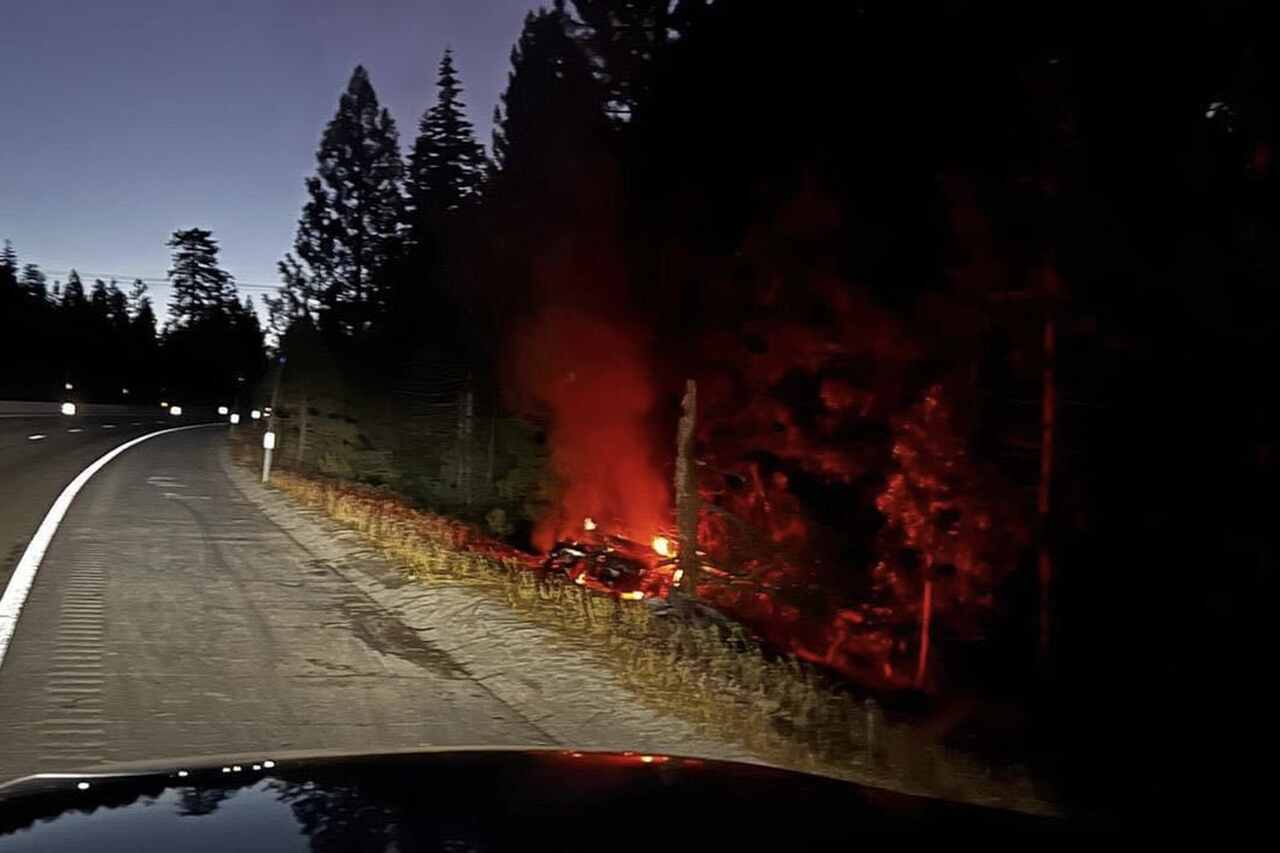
508,305,668,551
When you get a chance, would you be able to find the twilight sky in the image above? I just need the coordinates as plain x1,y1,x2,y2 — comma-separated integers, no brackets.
0,0,539,306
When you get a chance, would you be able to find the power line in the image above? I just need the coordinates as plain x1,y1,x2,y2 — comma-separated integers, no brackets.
34,267,283,292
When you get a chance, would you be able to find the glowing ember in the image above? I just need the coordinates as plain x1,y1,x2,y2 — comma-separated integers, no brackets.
583,517,597,531
651,536,672,558
620,591,645,601
574,573,587,586
640,755,654,763
672,568,684,585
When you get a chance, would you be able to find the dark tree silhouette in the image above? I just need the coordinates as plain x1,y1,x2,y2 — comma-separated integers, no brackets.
490,7,604,181
0,244,177,400
282,65,405,344
166,228,237,327
407,48,488,224
161,228,265,404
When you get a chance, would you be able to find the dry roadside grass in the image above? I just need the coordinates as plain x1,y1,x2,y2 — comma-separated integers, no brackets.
233,439,1053,814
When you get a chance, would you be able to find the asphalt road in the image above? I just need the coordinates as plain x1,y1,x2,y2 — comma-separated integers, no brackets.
0,428,549,784
0,411,184,594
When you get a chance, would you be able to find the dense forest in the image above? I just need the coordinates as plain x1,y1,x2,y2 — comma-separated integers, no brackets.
263,0,1276,812
4,0,1275,813
0,229,266,406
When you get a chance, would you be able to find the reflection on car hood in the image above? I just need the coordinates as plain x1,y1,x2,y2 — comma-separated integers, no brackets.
0,747,1057,848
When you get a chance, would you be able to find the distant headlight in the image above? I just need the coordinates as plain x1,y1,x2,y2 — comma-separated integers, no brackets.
217,405,229,415
61,402,77,416
169,405,183,416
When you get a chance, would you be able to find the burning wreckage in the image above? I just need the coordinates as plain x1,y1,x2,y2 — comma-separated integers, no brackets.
542,517,713,601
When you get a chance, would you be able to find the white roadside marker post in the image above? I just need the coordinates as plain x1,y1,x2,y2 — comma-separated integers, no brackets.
260,354,286,485
262,429,276,483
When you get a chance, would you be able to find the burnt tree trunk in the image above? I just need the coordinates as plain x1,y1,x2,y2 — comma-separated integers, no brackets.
674,379,700,600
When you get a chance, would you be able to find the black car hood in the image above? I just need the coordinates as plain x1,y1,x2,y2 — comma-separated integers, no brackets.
0,747,1056,848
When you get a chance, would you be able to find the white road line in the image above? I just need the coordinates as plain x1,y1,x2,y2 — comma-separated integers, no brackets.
0,423,221,671
101,424,116,429
27,435,46,441
67,428,83,433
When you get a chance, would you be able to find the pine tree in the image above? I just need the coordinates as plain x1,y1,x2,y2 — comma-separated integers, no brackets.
62,270,86,309
20,264,48,301
126,279,148,317
167,228,236,327
0,241,19,322
0,241,20,397
567,0,681,122
130,295,158,400
107,280,130,333
873,384,1029,687
132,296,156,333
0,240,16,289
235,295,264,340
131,294,158,367
90,278,110,314
283,65,404,341
231,295,267,388
407,49,489,225
274,255,312,325
491,7,604,180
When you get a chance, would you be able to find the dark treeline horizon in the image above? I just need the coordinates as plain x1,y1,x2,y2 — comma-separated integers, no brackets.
2,0,1275,816
0,229,266,406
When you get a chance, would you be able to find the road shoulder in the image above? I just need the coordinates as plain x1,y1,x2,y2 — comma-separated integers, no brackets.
221,446,768,764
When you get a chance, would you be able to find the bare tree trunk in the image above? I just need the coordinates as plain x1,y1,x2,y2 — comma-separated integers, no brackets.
1037,271,1059,670
457,377,475,508
486,413,496,487
915,579,933,689
295,392,309,467
674,380,700,600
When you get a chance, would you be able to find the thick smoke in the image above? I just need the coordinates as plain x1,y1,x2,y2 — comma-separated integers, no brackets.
508,305,668,551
